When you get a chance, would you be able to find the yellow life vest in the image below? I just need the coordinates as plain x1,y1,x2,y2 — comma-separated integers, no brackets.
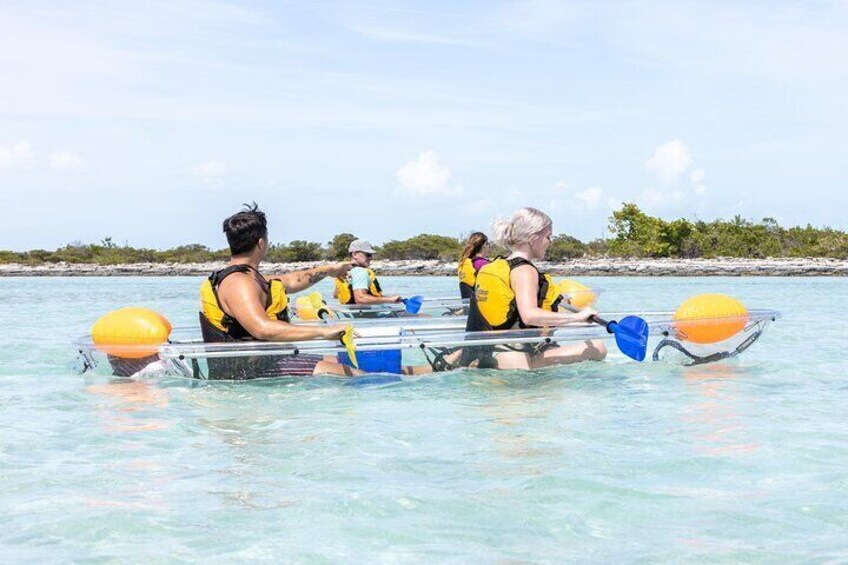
457,258,477,299
457,258,477,287
467,257,561,331
334,268,383,304
200,265,290,339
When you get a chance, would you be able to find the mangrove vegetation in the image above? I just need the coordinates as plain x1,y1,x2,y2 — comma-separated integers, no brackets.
3,205,847,264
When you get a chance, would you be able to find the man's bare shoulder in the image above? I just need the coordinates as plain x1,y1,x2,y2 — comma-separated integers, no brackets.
217,270,262,298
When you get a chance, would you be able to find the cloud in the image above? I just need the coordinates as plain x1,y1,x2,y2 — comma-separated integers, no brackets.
605,2,848,86
0,141,36,171
639,140,707,210
0,142,88,174
49,150,85,172
550,181,619,213
396,150,460,196
548,180,568,210
189,160,230,179
645,139,692,184
503,186,529,208
640,187,684,208
463,199,492,215
575,186,603,210
689,168,707,195
553,180,568,192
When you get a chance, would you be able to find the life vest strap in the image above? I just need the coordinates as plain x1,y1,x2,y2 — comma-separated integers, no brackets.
201,265,289,339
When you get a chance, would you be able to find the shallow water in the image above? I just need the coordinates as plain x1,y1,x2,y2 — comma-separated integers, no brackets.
1,276,847,562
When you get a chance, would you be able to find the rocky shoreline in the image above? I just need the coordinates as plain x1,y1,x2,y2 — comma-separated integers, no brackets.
2,257,847,277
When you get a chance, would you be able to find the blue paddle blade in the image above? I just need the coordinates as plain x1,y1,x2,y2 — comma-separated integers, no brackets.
403,295,423,314
345,374,403,387
611,315,649,362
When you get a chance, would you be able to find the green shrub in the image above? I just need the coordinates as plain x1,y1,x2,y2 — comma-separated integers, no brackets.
0,250,26,263
159,244,225,263
547,235,587,260
608,203,694,257
4,211,848,265
267,241,324,262
326,233,357,260
26,249,56,263
687,216,782,258
379,234,462,260
585,239,609,256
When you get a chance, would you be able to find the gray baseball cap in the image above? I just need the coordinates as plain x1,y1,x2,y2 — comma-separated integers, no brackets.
349,239,376,254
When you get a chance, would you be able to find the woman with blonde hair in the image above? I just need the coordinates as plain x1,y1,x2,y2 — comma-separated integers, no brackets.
460,207,607,370
457,231,490,299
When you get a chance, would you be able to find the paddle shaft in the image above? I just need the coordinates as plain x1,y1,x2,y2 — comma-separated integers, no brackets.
560,303,616,333
560,303,649,362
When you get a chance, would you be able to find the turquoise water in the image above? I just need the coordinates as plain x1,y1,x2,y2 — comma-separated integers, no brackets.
1,276,846,562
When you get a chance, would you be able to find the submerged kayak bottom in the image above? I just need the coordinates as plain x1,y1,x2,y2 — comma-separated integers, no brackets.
205,353,324,380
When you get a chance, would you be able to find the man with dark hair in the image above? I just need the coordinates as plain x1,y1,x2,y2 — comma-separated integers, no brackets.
200,203,359,378
223,204,271,255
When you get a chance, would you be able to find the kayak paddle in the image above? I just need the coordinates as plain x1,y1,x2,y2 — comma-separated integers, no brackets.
308,292,335,320
561,304,649,362
402,295,424,314
339,324,358,368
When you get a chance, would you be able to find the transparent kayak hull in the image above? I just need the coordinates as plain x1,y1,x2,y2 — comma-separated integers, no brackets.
75,309,780,380
294,288,600,320
298,296,469,320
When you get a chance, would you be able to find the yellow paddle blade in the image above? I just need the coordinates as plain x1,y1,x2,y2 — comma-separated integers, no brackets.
309,291,336,320
340,325,358,368
294,296,319,321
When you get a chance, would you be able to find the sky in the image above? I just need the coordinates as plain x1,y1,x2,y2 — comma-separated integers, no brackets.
1,0,846,251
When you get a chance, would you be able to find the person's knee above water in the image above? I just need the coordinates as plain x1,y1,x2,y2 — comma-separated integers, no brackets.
461,207,607,370
457,231,491,300
333,239,404,305
199,203,361,379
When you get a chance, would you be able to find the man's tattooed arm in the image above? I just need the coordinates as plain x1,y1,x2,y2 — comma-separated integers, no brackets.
269,263,351,293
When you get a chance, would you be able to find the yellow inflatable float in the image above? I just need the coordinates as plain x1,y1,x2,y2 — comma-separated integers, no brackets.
556,279,598,309
91,307,172,358
294,296,319,320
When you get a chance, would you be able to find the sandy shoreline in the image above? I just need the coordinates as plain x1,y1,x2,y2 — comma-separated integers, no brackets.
1,258,847,277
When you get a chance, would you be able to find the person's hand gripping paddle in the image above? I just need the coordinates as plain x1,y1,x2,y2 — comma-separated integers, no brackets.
561,304,649,362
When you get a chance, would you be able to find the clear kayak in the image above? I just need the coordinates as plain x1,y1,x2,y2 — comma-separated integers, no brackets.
309,296,469,319
292,286,601,321
75,308,780,381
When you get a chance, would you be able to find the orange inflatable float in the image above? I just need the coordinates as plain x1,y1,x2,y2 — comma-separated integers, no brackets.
673,294,749,344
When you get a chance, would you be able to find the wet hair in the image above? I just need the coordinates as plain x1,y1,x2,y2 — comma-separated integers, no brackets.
492,208,552,250
223,202,268,255
459,232,488,263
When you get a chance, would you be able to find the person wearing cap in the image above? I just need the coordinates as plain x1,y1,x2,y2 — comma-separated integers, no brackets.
333,239,403,305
